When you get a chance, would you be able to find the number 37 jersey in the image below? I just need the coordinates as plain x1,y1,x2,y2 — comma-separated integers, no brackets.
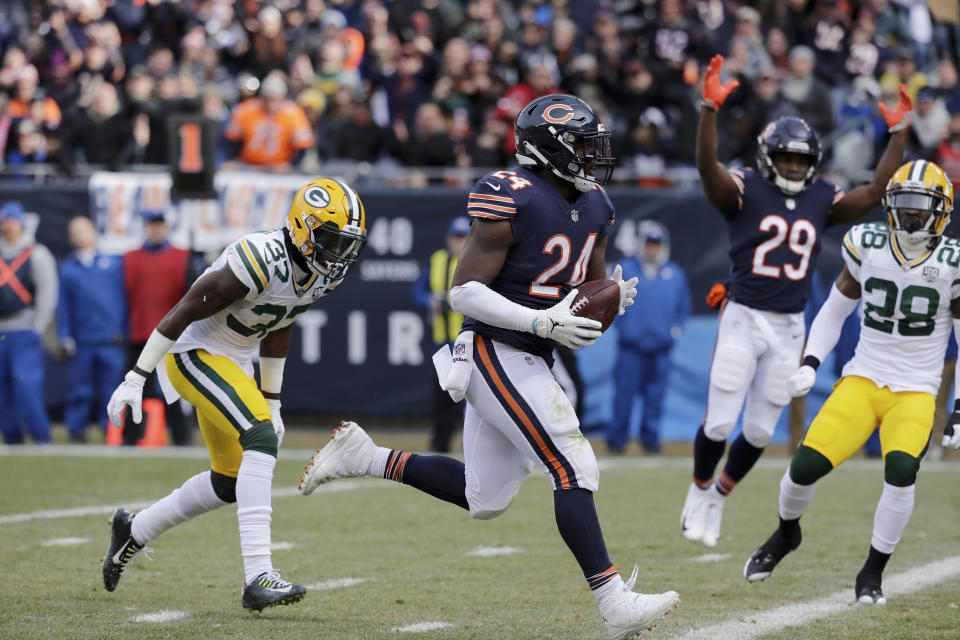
173,229,341,369
841,223,960,395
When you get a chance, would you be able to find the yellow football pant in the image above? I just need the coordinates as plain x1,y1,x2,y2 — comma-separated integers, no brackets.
802,375,934,467
164,350,270,477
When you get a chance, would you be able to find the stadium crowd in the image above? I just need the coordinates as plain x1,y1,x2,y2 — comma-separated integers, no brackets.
0,0,958,183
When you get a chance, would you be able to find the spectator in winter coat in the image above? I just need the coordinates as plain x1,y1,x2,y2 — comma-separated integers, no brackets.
607,221,690,454
57,216,127,442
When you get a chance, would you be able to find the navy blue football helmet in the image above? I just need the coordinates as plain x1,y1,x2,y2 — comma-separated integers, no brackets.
514,94,615,192
756,116,822,195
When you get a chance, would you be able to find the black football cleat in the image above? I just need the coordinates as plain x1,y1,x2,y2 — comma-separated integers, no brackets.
744,526,802,582
102,508,148,592
242,571,306,612
855,569,887,605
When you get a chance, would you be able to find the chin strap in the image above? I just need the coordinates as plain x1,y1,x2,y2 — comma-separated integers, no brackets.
894,231,936,259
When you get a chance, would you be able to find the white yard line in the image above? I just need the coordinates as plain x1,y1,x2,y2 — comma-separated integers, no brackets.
41,536,91,546
0,479,386,525
133,610,188,623
688,553,732,563
305,577,370,590
667,555,960,640
391,622,452,633
466,545,524,557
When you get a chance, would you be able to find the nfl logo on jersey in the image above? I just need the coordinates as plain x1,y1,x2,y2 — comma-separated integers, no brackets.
923,266,939,282
453,343,466,357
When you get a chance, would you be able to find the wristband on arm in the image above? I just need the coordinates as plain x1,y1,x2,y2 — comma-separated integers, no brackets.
134,329,176,375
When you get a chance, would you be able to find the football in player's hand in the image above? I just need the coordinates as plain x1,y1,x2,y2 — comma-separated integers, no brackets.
570,280,620,333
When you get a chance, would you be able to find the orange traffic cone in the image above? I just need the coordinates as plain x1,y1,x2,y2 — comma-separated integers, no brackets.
105,398,168,447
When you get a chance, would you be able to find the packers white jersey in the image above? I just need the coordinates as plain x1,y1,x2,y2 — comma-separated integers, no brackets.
173,229,343,368
841,223,960,394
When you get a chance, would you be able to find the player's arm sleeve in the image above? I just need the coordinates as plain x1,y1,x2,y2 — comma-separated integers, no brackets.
802,283,860,366
449,280,539,334
226,238,271,301
723,168,746,213
840,228,863,281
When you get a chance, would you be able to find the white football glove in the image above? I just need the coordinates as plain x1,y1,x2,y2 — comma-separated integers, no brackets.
786,365,816,398
107,370,147,426
265,398,284,446
611,264,638,316
941,411,960,450
531,289,602,350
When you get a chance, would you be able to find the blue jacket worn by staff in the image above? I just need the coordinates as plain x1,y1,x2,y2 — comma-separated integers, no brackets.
57,247,127,439
0,201,58,444
608,222,690,453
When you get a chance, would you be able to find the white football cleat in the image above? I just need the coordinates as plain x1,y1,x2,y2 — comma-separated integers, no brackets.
680,482,709,543
299,421,378,495
700,488,726,548
599,567,680,640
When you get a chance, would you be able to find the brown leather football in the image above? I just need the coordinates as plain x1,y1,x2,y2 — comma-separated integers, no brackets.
570,279,620,333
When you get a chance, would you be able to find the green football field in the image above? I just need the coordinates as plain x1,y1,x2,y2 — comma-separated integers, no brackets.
2,434,959,640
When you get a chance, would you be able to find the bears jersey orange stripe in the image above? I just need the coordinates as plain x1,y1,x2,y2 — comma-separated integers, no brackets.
474,337,571,489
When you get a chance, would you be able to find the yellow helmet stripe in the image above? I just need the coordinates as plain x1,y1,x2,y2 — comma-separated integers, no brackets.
240,240,269,290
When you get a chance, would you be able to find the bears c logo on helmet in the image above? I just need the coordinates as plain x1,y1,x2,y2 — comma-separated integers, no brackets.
303,186,331,208
543,104,575,124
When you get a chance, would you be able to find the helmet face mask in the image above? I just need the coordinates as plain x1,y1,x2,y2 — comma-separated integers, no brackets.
883,160,954,248
756,117,821,195
515,94,615,192
287,179,367,282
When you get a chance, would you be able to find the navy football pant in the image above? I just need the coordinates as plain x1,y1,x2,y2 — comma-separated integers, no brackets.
0,330,51,443
608,347,670,452
65,343,125,438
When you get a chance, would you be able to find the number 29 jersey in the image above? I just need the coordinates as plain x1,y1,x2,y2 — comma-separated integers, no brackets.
460,167,615,362
723,167,844,313
841,223,960,395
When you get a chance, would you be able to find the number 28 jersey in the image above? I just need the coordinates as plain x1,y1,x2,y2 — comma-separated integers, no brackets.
723,167,844,313
173,229,342,369
841,223,960,395
460,167,615,362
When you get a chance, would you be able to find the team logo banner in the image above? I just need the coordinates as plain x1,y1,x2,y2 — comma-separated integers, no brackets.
89,171,311,254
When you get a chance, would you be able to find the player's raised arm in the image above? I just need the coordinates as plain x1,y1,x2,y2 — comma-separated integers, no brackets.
829,85,912,224
696,55,741,212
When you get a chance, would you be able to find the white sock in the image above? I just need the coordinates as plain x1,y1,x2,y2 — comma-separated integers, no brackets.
237,450,276,584
132,471,228,544
370,446,393,478
871,482,915,554
778,469,816,521
594,574,625,603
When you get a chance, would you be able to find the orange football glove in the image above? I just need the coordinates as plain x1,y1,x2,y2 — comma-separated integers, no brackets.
878,84,913,132
701,54,740,110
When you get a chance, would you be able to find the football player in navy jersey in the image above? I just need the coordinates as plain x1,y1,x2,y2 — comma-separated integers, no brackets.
680,54,914,548
299,94,681,640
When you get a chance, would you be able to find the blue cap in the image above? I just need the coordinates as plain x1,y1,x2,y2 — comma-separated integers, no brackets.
448,216,470,236
0,201,25,223
645,228,664,243
141,209,166,223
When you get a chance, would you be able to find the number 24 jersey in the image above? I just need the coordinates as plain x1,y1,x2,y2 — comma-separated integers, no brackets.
841,223,960,395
